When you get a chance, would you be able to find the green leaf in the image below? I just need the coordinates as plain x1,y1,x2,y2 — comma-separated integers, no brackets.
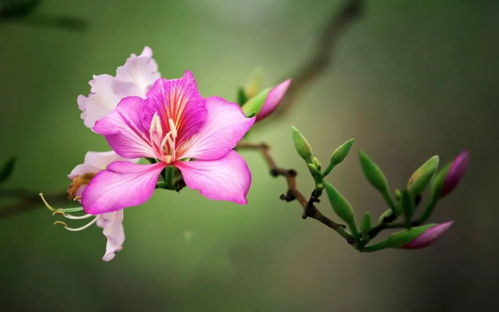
358,151,394,208
360,212,372,237
324,182,358,239
237,87,248,106
322,138,355,177
0,156,16,184
407,155,439,195
362,224,434,252
241,87,270,117
291,126,313,163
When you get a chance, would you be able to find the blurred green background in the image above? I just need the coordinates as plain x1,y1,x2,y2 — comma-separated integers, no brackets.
1,0,498,311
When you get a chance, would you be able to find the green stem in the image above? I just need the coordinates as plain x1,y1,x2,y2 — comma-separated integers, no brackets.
417,198,438,224
322,162,335,178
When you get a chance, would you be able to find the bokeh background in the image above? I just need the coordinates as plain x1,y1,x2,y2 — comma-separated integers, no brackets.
1,0,498,311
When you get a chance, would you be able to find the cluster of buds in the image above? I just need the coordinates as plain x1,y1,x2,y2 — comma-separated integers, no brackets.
291,126,469,251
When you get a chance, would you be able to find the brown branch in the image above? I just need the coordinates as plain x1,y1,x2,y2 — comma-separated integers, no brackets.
237,142,353,243
0,190,67,219
272,0,364,119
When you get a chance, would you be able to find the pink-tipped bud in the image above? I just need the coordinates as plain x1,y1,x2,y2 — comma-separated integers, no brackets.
255,79,291,121
402,221,454,249
442,151,470,197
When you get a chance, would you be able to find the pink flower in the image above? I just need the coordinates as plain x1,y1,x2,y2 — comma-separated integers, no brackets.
402,221,454,249
67,151,134,262
255,79,291,121
81,71,255,214
77,46,160,129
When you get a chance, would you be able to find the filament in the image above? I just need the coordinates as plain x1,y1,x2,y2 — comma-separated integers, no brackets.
54,216,99,232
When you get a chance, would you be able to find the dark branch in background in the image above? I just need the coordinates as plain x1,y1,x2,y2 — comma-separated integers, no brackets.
0,0,87,31
272,0,363,119
0,0,364,218
236,143,353,243
0,189,66,218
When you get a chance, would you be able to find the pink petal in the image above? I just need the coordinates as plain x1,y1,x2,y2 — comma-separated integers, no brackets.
82,161,165,214
142,71,207,145
78,46,160,129
96,210,125,262
94,96,156,159
403,221,454,249
179,97,255,160
255,79,291,121
175,151,251,204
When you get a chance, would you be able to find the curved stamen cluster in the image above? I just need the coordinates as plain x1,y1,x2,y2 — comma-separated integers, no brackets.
149,113,178,164
40,193,99,232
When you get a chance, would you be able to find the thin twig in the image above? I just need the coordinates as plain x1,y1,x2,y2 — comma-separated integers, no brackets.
0,191,67,218
272,0,364,119
237,142,353,243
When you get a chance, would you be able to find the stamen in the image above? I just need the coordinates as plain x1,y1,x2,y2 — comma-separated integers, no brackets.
54,216,99,232
149,113,163,138
39,193,56,212
58,212,94,220
168,118,178,139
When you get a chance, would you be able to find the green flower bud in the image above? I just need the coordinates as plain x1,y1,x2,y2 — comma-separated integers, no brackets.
322,138,354,177
291,126,313,163
241,88,271,117
407,155,439,195
325,182,358,238
358,151,394,208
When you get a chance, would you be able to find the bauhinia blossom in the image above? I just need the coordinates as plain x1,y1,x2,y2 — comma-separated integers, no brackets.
81,71,255,214
402,221,454,249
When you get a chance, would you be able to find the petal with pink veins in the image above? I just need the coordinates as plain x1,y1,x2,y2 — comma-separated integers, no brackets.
96,210,125,262
78,47,160,129
175,151,251,204
179,97,255,160
82,161,165,214
94,96,156,159
142,72,207,144
255,79,291,121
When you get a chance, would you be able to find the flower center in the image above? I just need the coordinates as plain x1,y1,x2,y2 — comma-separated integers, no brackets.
149,113,178,164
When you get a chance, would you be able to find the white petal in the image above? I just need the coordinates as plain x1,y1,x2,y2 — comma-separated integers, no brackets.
78,46,161,129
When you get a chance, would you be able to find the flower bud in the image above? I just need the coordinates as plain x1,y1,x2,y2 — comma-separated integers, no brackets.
402,221,454,249
358,151,394,207
407,155,439,195
431,151,469,199
291,126,313,163
241,88,271,117
442,151,469,197
330,138,354,167
362,222,453,251
322,138,355,177
325,182,358,238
